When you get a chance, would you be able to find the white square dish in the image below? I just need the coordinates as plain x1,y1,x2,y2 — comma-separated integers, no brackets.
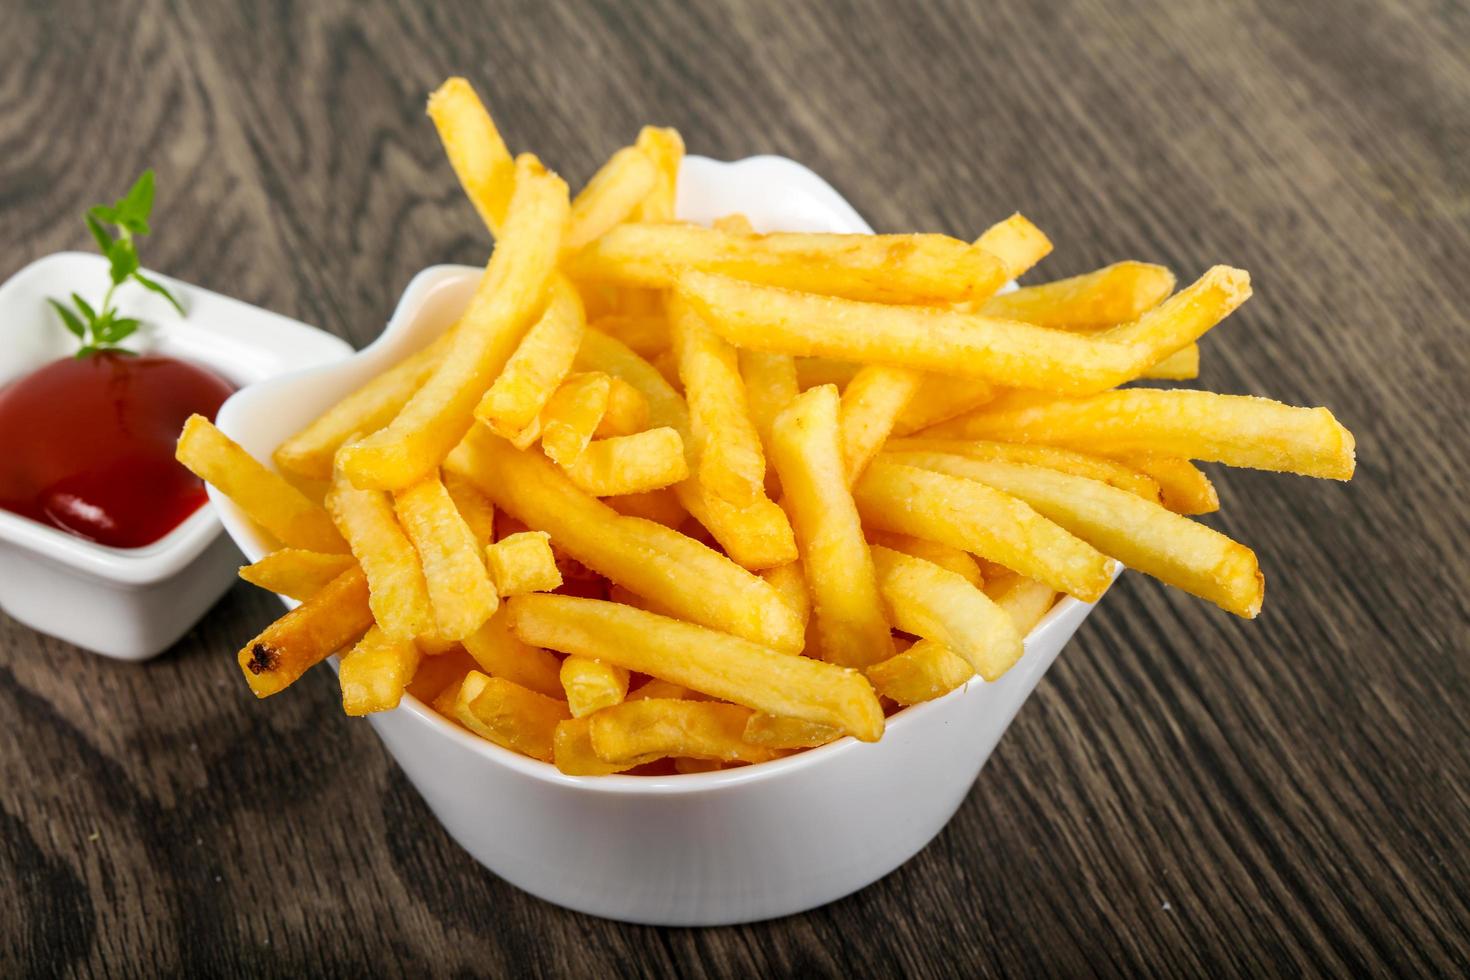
0,253,353,660
211,156,1118,925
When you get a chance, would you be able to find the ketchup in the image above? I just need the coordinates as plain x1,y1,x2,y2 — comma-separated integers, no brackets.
0,353,234,548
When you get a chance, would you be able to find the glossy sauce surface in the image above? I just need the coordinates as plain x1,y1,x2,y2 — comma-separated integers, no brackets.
0,352,234,548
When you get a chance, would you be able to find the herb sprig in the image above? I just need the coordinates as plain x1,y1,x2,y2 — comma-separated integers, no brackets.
49,169,185,357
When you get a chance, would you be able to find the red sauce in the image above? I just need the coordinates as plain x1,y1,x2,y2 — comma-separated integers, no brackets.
0,352,235,548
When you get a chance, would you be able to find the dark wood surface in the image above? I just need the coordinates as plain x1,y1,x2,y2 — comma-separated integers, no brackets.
3,0,1466,975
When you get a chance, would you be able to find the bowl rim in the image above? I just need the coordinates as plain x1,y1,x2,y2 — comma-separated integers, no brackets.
216,153,1117,796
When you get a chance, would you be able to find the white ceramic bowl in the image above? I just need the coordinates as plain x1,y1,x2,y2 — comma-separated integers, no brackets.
211,156,1117,925
0,253,352,660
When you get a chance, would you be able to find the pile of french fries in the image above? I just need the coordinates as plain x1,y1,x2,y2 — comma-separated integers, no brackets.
176,77,1355,776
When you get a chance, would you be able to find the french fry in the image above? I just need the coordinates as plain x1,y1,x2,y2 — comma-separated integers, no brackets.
741,713,841,749
865,639,975,706
552,717,649,775
273,333,452,479
979,261,1177,330
603,487,687,528
575,329,797,569
674,757,725,774
589,313,669,358
236,567,373,698
973,213,1053,278
670,291,768,506
177,415,346,552
560,656,631,717
631,126,683,222
394,474,499,640
442,469,497,542
885,437,1163,501
627,677,691,701
712,213,755,234
984,572,1059,636
1099,266,1250,371
739,350,799,454
238,549,357,601
565,146,659,253
406,644,477,705
339,156,567,490
454,670,570,762
1120,455,1219,515
866,532,983,588
571,225,1010,304
340,625,423,716
561,427,689,496
870,546,1022,679
590,700,779,765
770,386,893,668
678,272,1141,393
854,459,1113,601
484,530,563,595
1140,343,1200,380
475,276,585,443
838,366,922,482
326,468,435,640
449,428,804,651
929,389,1356,480
760,560,811,633
893,375,997,435
596,376,650,437
540,372,612,465
428,77,517,235
431,675,467,721
794,357,859,391
892,453,1263,617
461,607,565,698
507,595,884,740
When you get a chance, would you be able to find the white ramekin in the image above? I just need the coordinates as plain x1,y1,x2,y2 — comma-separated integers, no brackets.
0,253,352,660
211,156,1116,925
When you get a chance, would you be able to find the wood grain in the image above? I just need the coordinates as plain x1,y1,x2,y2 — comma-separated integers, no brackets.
2,0,1467,975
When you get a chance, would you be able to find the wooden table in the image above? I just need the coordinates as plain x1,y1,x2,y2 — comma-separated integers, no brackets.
3,0,1466,974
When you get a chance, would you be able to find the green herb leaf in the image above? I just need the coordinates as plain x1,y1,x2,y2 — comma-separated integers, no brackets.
48,298,87,339
85,213,113,253
106,239,139,285
70,292,97,323
131,271,185,315
106,317,141,344
89,203,121,226
120,170,155,225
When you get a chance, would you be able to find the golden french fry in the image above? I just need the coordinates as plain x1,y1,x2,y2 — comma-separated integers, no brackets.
239,549,357,601
979,261,1177,330
507,595,884,740
560,656,631,717
794,357,859,391
1140,343,1200,380
603,487,687,528
455,670,570,762
340,625,423,716
866,531,983,588
670,291,768,506
678,272,1140,393
984,572,1059,636
712,213,755,234
571,225,1010,304
552,717,649,775
760,560,810,633
394,474,499,640
540,372,612,465
865,639,975,705
770,386,893,668
461,607,564,698
739,349,799,454
236,567,373,698
854,459,1113,601
870,545,1021,678
929,389,1356,480
273,333,452,479
886,437,1162,501
484,530,563,595
893,375,997,435
893,453,1262,617
589,313,669,358
627,677,691,701
339,157,567,490
442,469,497,542
431,675,467,721
974,213,1052,278
475,276,585,442
595,376,650,437
561,427,689,496
177,415,346,553
590,700,778,765
741,713,841,749
631,126,683,222
838,366,922,482
427,77,516,235
566,146,659,253
674,757,724,774
1099,267,1250,371
449,428,803,651
407,644,476,705
575,329,797,569
1121,455,1219,515
326,468,434,640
